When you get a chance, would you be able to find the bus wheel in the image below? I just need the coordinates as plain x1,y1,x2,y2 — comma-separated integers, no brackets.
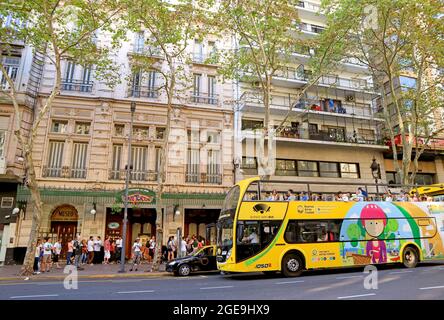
282,254,303,277
403,246,419,268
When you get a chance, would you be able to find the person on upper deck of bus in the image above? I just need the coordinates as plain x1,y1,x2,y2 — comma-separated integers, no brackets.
286,189,297,201
265,192,274,201
300,192,309,201
357,188,367,201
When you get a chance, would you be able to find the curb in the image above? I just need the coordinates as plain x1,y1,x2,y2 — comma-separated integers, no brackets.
0,271,171,282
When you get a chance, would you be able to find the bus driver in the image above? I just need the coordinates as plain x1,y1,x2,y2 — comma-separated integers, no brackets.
242,228,259,244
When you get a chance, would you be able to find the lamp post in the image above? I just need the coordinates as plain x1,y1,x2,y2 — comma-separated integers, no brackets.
119,102,136,273
233,157,240,184
371,157,381,200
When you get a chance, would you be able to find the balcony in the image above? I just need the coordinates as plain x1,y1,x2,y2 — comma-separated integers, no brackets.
130,46,163,58
186,172,222,184
297,1,320,12
274,127,384,147
127,85,160,98
109,169,158,182
192,53,218,65
42,166,87,179
272,69,374,92
61,79,93,93
190,94,219,105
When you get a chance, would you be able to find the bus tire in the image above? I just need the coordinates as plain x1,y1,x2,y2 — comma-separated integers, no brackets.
402,246,419,268
282,253,304,277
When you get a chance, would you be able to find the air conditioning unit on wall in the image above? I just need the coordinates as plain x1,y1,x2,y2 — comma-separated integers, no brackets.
0,156,6,175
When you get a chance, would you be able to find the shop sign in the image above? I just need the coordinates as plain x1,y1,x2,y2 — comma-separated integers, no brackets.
119,189,156,205
108,222,120,229
51,205,78,221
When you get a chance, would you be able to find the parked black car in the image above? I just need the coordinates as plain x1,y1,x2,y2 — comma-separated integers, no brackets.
166,245,217,276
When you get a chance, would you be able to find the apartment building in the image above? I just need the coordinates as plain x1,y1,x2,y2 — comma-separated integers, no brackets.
234,0,390,196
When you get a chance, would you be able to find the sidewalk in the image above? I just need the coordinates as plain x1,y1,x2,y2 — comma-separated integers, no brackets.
0,262,169,281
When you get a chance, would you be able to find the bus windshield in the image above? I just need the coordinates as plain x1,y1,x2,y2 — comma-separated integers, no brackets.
217,186,240,262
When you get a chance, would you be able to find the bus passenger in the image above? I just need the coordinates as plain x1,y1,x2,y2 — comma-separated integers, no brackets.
317,228,328,242
242,228,259,244
287,189,296,201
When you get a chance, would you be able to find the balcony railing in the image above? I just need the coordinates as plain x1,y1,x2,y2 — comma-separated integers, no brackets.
191,94,219,105
127,85,160,98
109,169,158,181
42,166,87,178
185,172,222,184
71,168,87,179
61,79,93,93
131,46,163,58
272,70,373,91
192,53,217,64
275,127,383,146
297,1,321,11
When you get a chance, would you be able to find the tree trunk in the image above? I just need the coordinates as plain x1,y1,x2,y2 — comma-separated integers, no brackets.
152,68,175,271
19,152,43,276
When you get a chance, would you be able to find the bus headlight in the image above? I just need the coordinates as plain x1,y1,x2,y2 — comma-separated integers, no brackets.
226,249,232,260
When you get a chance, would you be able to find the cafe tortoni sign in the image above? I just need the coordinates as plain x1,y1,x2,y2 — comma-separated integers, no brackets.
120,189,155,205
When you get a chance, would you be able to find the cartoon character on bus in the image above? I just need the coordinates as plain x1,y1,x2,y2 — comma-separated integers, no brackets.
360,204,387,263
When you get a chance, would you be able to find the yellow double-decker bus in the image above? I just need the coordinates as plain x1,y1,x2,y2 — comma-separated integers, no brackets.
410,184,444,202
216,177,444,277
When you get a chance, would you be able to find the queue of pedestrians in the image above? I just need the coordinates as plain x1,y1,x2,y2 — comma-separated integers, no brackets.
33,235,124,275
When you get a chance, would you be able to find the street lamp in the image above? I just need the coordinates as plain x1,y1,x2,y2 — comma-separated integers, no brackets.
233,157,240,183
173,205,180,221
371,157,381,200
119,101,136,273
90,203,97,221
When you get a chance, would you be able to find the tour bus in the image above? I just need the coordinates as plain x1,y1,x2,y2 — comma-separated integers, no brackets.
216,177,444,277
410,184,444,202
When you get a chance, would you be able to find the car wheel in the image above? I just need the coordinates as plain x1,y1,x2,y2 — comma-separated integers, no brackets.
282,253,304,277
403,246,419,268
178,263,191,276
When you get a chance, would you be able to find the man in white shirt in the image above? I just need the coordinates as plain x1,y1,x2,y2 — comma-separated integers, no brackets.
41,237,53,272
243,229,259,244
341,193,350,202
130,238,142,271
180,237,187,257
93,236,102,264
87,236,94,265
53,238,62,269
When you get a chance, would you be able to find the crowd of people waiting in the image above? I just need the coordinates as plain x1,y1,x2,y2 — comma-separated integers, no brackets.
244,188,434,202
33,233,209,275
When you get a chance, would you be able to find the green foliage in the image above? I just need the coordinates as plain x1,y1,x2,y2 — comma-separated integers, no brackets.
347,223,361,239
320,0,444,185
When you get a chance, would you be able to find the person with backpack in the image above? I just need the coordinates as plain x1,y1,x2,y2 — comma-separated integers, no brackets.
130,238,142,271
72,235,84,270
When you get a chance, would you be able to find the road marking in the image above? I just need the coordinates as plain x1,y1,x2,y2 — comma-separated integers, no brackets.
10,294,59,299
337,293,376,300
388,270,413,275
275,280,305,284
200,286,234,290
419,285,444,290
116,290,155,294
335,275,363,280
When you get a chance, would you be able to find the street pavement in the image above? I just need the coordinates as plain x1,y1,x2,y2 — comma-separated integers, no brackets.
0,261,443,300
